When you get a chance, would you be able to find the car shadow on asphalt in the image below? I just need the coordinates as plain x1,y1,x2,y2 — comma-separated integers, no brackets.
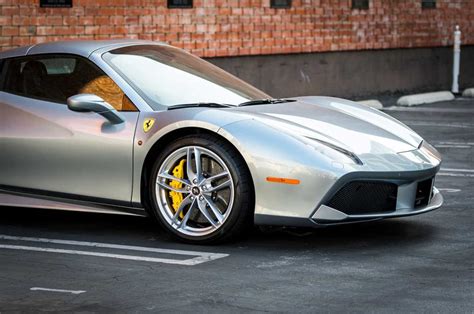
243,220,437,252
0,206,437,252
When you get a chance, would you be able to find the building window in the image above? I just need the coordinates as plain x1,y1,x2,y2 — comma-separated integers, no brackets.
352,0,369,9
352,0,369,10
422,0,436,9
40,0,73,8
271,0,291,8
167,0,193,9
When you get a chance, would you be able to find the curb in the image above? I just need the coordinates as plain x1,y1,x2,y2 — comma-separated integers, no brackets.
356,99,384,109
396,91,455,107
462,88,474,98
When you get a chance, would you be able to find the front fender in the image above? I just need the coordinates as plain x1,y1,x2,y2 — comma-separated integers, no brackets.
217,119,348,219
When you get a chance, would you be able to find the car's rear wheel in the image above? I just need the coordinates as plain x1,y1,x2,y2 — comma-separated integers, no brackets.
148,134,253,244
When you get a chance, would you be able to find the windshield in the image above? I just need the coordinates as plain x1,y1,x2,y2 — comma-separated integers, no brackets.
103,45,270,110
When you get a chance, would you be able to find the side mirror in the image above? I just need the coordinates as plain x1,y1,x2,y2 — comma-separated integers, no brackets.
67,94,125,125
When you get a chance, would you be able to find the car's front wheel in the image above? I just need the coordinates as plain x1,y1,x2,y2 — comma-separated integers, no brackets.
148,134,253,244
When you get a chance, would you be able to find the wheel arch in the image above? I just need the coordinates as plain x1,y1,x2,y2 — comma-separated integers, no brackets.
139,126,255,213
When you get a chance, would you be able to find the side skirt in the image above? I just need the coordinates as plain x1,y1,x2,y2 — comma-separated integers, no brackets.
0,188,147,217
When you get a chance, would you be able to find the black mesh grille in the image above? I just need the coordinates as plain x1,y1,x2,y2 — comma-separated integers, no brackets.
414,178,433,208
326,181,398,215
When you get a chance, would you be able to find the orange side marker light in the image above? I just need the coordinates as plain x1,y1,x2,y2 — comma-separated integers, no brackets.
266,177,300,185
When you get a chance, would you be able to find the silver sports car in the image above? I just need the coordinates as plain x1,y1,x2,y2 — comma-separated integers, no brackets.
0,40,443,243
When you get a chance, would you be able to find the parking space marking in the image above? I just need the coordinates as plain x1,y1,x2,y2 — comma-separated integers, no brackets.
440,168,474,173
30,287,86,295
438,188,461,193
435,145,471,148
383,106,474,113
0,235,229,266
403,121,474,129
438,173,474,177
435,141,474,146
431,142,473,149
438,168,474,178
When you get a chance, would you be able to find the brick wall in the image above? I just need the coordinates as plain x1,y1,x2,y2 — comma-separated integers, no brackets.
0,0,473,58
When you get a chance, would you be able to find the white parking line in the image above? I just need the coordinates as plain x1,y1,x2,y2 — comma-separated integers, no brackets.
438,168,474,178
0,235,229,266
383,106,474,113
438,173,474,178
404,121,474,129
433,142,474,149
441,168,474,173
437,188,461,193
30,287,86,295
435,145,470,149
436,141,474,146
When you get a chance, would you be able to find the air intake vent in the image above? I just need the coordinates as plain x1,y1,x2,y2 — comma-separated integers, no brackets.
326,181,398,215
415,178,434,208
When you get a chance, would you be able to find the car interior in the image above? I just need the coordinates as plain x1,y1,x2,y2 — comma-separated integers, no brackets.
2,55,137,111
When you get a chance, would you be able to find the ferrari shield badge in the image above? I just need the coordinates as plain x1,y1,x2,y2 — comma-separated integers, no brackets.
143,118,155,133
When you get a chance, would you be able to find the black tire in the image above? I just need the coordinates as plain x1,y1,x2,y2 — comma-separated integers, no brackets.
147,134,254,244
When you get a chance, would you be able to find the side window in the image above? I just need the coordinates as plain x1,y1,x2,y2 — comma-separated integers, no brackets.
2,54,137,112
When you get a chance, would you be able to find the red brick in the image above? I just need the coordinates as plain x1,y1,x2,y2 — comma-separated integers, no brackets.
2,26,19,36
94,16,110,25
126,25,144,34
46,16,63,26
11,36,30,46
1,5,19,15
0,36,12,47
0,0,471,58
78,16,94,26
19,26,36,36
99,25,114,35
12,15,28,26
63,16,79,26
85,25,99,35
36,26,54,36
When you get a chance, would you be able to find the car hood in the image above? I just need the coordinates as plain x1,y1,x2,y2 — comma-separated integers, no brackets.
231,96,423,155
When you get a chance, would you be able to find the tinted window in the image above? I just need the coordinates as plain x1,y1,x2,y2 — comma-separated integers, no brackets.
2,54,137,111
41,58,76,74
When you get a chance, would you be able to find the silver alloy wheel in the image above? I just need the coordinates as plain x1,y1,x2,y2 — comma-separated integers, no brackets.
155,146,235,237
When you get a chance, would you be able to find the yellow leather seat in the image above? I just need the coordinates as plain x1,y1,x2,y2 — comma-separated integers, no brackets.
80,75,136,111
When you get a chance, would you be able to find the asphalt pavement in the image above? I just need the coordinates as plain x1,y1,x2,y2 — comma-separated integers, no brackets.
0,98,473,313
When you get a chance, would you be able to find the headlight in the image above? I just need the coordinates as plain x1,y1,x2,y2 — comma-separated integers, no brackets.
419,141,442,164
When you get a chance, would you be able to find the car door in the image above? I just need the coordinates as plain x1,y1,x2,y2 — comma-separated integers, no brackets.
0,53,139,205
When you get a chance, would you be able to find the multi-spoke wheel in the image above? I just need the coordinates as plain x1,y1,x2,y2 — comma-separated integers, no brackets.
149,134,253,243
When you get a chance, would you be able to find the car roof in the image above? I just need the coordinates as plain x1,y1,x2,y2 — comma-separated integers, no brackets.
0,39,166,59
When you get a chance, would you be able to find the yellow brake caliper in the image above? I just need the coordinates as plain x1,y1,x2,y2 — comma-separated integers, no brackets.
169,159,186,218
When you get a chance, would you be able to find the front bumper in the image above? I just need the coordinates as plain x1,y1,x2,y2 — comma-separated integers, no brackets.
312,186,443,224
254,168,443,228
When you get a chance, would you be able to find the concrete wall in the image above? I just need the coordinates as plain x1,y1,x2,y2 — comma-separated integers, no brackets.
208,46,474,99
